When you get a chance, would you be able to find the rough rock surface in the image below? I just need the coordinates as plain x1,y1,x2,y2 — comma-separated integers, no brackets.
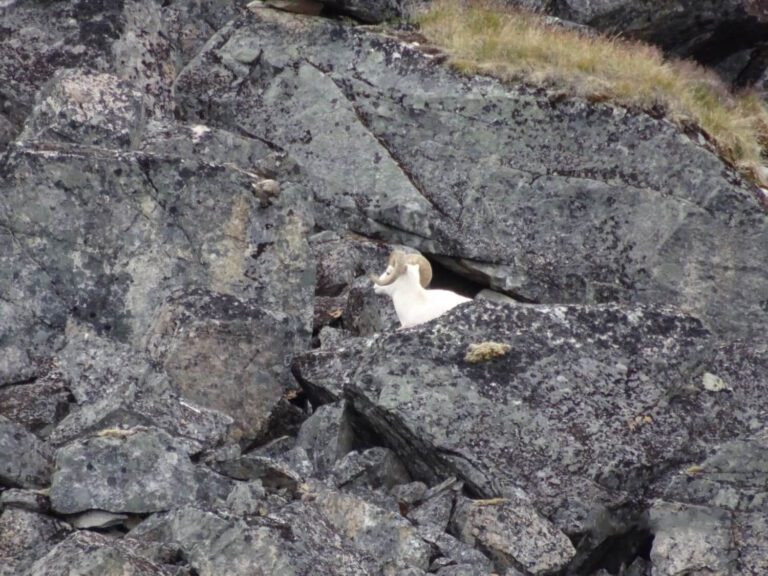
451,495,575,575
0,507,70,576
49,427,233,514
1,0,767,573
130,503,378,575
0,416,54,489
295,300,768,570
26,531,186,576
295,401,357,476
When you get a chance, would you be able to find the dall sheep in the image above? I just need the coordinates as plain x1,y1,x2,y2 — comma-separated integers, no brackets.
371,250,471,329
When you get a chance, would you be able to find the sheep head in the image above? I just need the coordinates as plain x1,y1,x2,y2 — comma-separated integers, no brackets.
370,250,432,292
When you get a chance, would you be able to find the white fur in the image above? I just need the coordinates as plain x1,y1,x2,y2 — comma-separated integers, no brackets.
374,264,470,328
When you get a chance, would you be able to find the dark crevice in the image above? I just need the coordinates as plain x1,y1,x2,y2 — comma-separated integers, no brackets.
568,526,654,575
426,257,486,299
1,374,39,387
291,362,340,408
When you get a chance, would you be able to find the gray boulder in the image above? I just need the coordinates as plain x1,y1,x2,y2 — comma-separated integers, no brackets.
49,427,233,514
0,367,70,438
418,524,494,574
451,495,575,575
0,488,51,514
0,0,246,149
19,70,147,149
2,112,314,444
308,480,432,572
331,446,411,491
49,322,232,452
648,433,768,575
0,417,54,489
145,289,305,441
293,299,768,547
130,504,378,575
296,401,357,475
0,508,70,576
26,531,185,576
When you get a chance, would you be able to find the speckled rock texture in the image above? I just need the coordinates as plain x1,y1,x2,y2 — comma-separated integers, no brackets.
0,416,54,489
294,300,768,572
1,0,767,574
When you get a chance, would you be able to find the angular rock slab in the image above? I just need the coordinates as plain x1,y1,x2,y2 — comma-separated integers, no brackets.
130,504,377,575
0,508,70,576
648,501,736,575
0,368,70,437
48,321,232,451
294,300,768,538
145,289,304,441
26,531,182,576
175,6,768,337
649,435,768,575
307,481,432,572
50,427,232,514
19,70,147,149
452,495,575,575
296,400,357,476
0,416,54,489
0,0,243,144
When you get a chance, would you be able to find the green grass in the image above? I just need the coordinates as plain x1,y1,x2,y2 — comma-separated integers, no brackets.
417,0,768,187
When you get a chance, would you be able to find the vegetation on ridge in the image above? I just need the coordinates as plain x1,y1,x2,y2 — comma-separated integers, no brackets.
417,0,768,187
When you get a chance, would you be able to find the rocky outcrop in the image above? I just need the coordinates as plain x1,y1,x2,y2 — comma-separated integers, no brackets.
1,0,767,574
175,6,768,338
293,300,768,571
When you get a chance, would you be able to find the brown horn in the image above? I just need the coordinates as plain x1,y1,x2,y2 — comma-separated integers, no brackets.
371,251,407,286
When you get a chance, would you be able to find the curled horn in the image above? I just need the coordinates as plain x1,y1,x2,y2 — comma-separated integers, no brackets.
370,250,432,288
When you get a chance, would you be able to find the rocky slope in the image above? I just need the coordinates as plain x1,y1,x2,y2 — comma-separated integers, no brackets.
1,1,767,575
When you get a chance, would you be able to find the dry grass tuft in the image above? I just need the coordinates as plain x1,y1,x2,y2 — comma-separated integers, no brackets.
417,0,768,186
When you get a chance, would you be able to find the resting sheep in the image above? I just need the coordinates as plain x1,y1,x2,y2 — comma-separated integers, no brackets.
371,250,470,329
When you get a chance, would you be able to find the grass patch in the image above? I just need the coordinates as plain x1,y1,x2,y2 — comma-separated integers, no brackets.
416,0,768,187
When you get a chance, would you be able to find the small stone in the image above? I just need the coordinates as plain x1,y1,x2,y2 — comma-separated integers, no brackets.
702,372,731,392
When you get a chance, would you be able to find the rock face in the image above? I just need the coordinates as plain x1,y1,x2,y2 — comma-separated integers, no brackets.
1,0,767,574
175,6,768,338
294,300,768,571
